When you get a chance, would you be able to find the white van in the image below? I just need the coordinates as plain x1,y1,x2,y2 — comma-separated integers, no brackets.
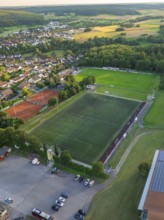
32,158,40,165
89,180,95,187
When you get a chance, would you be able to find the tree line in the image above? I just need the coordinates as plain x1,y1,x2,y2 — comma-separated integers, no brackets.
79,44,164,73
22,5,140,16
0,10,45,27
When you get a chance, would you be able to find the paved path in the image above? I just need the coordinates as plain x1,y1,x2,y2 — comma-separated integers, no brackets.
137,101,153,128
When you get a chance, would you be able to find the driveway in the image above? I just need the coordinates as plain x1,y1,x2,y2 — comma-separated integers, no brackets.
0,156,97,220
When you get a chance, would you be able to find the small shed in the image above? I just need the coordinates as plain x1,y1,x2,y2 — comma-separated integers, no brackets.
0,146,11,161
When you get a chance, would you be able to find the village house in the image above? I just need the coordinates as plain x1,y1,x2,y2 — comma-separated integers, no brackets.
0,81,9,89
18,81,31,89
0,88,13,100
28,75,41,84
58,68,73,77
10,75,25,84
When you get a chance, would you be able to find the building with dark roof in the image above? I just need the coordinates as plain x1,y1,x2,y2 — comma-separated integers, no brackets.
138,150,164,220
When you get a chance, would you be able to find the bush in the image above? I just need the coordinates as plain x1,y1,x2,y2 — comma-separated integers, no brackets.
60,150,72,165
138,162,150,177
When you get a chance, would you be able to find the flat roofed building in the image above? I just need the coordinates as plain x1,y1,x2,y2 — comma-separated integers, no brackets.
138,150,164,220
0,206,9,220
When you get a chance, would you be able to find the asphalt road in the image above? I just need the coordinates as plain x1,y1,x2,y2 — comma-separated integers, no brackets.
0,156,97,220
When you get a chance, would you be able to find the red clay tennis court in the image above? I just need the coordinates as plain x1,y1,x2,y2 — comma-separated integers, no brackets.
5,89,58,120
5,102,42,120
26,90,58,105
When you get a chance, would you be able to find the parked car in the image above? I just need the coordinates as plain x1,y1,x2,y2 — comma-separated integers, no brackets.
84,179,90,186
89,180,95,187
52,205,60,211
5,197,13,203
61,192,69,198
58,196,65,203
51,167,60,174
55,200,64,207
78,209,86,216
79,176,84,183
74,174,80,181
32,158,40,165
74,213,84,219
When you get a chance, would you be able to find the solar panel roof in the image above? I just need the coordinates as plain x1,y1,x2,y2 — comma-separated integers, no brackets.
158,151,164,161
150,161,164,192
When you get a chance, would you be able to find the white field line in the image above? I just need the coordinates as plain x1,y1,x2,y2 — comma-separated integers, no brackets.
94,91,142,102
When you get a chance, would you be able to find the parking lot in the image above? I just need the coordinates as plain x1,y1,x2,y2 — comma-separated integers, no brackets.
0,156,98,220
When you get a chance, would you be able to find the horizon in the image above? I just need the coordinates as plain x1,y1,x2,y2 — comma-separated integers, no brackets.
0,0,164,7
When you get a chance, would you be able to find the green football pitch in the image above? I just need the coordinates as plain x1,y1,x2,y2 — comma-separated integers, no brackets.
33,93,140,164
76,68,159,100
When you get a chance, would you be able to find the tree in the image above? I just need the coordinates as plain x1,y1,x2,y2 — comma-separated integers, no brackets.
59,91,68,101
92,161,104,176
55,146,60,157
60,150,72,165
48,97,57,106
80,75,96,88
1,72,10,81
138,162,150,177
22,87,32,96
84,27,92,32
36,82,45,89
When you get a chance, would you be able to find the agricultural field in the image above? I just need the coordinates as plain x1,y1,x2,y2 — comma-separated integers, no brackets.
144,91,164,127
33,93,140,164
76,68,159,100
74,18,162,41
74,25,120,41
125,19,162,38
86,129,164,220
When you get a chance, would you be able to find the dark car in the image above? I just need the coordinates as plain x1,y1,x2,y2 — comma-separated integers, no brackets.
51,167,60,174
61,192,69,198
14,217,24,220
79,176,84,183
74,213,84,220
78,209,86,216
74,174,80,181
5,197,13,203
52,205,60,211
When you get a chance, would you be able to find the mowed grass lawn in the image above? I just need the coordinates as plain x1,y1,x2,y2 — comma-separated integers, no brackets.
86,129,164,220
33,93,140,164
144,91,164,127
76,68,159,100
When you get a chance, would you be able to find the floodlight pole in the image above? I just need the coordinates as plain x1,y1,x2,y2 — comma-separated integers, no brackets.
56,97,58,111
13,103,17,118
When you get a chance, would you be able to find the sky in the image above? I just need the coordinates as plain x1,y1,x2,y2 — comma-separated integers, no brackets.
0,0,163,7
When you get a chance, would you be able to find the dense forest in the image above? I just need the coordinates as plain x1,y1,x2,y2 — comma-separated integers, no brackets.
20,5,140,16
80,44,164,73
0,10,45,27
